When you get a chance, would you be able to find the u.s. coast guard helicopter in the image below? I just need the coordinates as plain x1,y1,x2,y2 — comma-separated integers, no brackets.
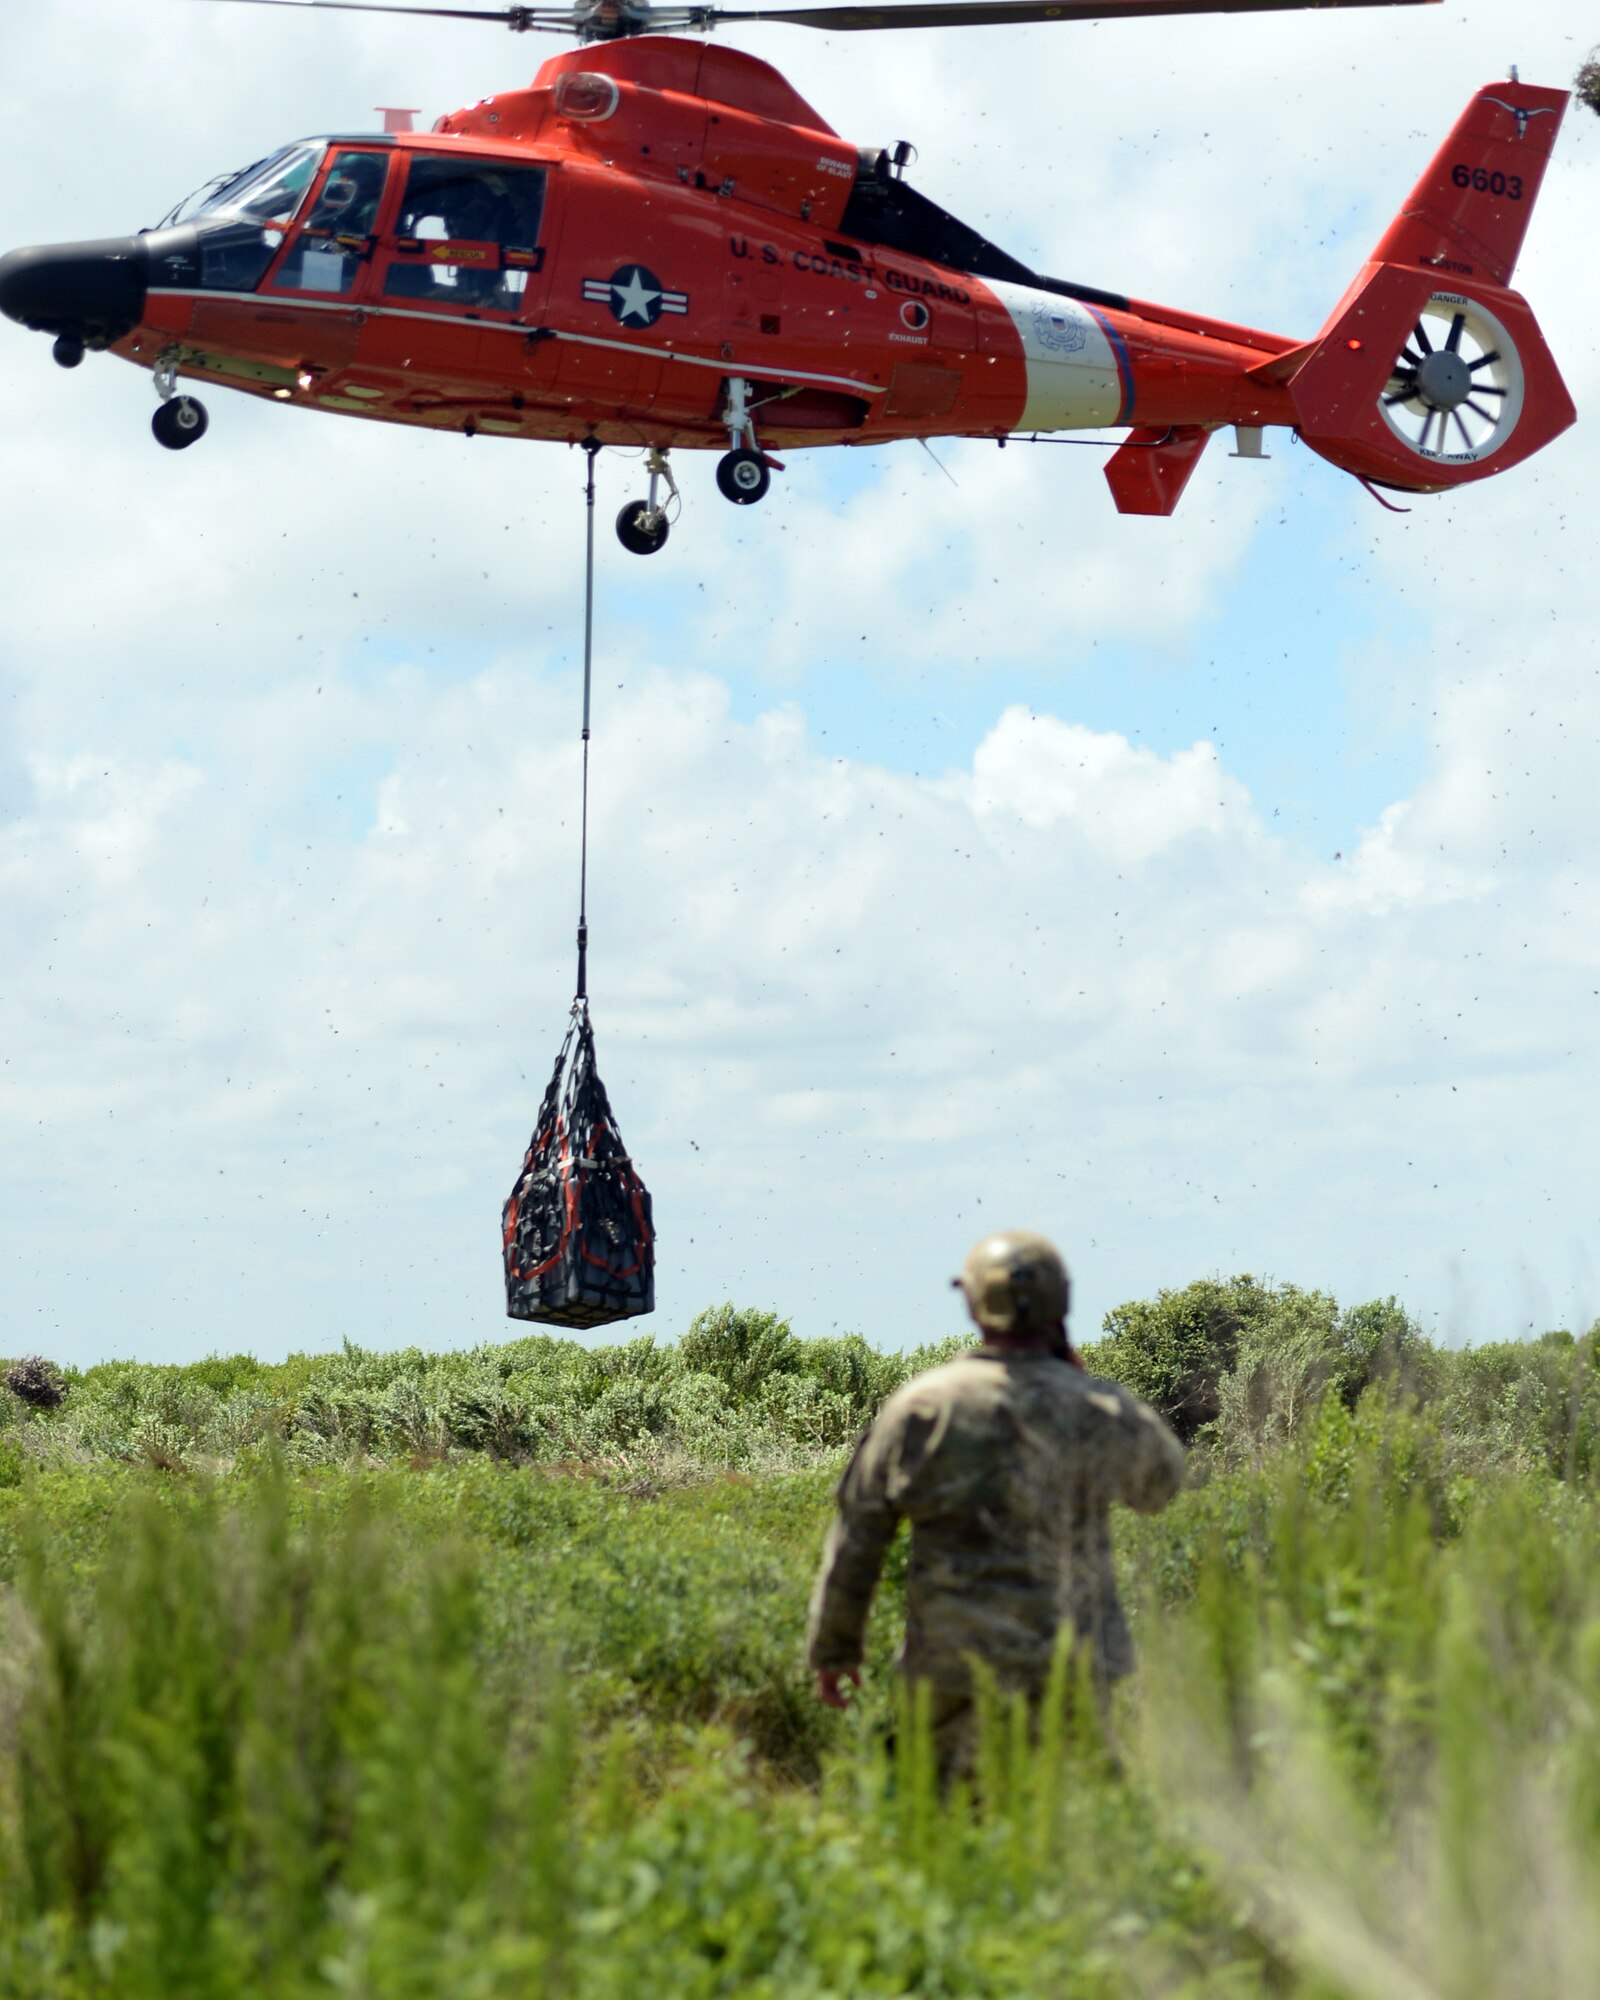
0,0,1575,550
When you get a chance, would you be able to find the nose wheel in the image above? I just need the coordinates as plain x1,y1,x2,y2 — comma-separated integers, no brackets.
614,445,677,555
150,346,209,451
605,403,780,553
153,397,209,450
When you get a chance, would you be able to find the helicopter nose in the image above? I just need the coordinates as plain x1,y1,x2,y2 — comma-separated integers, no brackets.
0,236,147,344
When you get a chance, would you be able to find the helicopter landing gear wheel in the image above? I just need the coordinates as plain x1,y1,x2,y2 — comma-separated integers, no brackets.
616,444,677,553
717,375,777,506
150,346,208,451
716,447,770,505
152,397,209,450
616,500,669,555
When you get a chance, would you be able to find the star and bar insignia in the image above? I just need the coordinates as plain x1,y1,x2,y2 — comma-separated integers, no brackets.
581,265,689,328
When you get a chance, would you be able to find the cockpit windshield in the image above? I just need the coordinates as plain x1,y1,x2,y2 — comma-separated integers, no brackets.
161,141,325,231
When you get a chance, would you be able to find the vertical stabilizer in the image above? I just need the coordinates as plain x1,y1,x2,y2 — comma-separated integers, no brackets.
1370,80,1567,288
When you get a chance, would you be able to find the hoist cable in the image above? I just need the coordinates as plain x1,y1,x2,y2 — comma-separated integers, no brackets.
501,434,655,1328
575,436,600,1002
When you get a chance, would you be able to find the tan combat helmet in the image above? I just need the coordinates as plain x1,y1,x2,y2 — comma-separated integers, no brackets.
954,1231,1071,1338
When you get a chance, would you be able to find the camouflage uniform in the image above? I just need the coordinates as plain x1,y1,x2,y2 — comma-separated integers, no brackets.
806,1348,1184,1775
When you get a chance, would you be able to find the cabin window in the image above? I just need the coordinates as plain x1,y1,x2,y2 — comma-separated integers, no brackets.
382,158,547,314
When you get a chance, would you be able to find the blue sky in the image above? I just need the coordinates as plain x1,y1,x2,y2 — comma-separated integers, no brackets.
704,482,1433,853
1,1,1596,1365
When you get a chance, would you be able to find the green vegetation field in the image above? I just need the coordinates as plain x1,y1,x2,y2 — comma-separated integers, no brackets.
4,1279,1600,1998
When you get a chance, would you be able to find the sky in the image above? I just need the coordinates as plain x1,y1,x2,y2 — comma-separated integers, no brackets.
1,0,1596,1366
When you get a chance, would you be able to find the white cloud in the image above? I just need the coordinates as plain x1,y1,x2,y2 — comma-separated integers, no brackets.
2,4,1597,1363
970,706,1252,863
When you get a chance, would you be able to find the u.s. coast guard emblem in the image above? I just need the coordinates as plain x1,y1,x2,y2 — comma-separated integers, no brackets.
1031,299,1090,355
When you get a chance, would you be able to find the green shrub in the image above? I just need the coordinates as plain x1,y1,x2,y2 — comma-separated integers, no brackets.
1435,1330,1600,1479
1331,1295,1425,1408
1090,1276,1278,1439
677,1304,802,1396
11,1283,1599,1501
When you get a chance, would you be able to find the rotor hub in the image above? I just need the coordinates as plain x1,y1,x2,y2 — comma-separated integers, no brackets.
1414,348,1471,411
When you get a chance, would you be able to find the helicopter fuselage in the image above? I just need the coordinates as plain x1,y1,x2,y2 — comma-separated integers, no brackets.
119,43,1293,447
0,39,1573,525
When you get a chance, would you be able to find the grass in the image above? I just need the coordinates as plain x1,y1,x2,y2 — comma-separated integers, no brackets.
0,1460,1283,1998
2,1278,1599,1996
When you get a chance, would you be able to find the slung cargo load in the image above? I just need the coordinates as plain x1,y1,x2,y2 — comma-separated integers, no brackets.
503,998,655,1328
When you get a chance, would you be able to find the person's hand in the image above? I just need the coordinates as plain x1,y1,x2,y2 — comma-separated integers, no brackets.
815,1667,861,1709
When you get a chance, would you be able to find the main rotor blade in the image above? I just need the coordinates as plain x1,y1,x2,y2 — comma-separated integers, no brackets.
189,0,576,30
706,0,1439,31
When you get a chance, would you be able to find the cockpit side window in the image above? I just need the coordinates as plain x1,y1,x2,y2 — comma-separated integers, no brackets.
269,150,394,297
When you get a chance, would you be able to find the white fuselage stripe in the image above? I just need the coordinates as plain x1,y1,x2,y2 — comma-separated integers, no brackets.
984,278,1122,433
150,288,885,398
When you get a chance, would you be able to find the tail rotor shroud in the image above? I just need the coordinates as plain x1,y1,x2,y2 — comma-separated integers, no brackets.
1380,293,1523,464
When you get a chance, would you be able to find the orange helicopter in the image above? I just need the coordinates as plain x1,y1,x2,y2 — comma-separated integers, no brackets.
0,0,1576,553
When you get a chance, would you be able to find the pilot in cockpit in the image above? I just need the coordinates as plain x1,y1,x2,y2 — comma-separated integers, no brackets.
272,150,387,294
308,153,387,241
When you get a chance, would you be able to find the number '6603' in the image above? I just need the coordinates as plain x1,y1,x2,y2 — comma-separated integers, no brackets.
1452,164,1523,199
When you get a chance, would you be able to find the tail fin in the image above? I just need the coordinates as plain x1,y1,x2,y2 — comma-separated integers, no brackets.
1370,81,1566,288
1283,81,1575,494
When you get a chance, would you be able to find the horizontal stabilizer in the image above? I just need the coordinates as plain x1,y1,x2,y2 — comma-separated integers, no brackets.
1104,425,1210,515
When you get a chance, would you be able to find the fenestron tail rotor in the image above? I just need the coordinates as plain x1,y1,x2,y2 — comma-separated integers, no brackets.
191,0,1441,42
1380,294,1524,464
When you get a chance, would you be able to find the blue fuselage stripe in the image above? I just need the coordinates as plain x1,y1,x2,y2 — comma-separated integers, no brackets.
1088,305,1135,424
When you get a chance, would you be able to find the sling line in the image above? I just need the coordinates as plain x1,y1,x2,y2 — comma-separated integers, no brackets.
576,436,597,1003
499,441,656,1328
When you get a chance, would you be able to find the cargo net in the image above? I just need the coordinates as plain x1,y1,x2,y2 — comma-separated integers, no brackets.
502,999,655,1329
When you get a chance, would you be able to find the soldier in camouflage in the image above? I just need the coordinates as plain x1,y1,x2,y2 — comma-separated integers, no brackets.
806,1231,1184,1779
